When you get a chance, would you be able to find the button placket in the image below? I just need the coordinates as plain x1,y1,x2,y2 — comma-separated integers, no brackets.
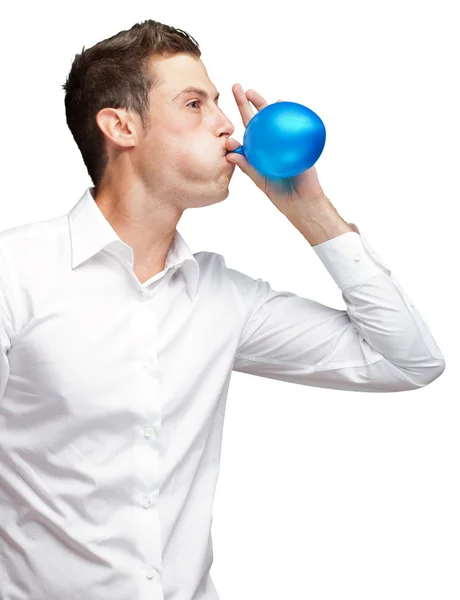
135,285,160,582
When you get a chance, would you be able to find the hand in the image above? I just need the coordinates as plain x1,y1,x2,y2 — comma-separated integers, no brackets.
226,84,328,222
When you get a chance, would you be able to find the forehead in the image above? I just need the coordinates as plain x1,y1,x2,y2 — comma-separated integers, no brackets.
150,54,218,100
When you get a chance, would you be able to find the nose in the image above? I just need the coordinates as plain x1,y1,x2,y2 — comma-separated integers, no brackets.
220,118,234,139
216,107,235,138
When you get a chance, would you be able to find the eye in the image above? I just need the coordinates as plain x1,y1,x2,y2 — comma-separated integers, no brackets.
187,100,201,110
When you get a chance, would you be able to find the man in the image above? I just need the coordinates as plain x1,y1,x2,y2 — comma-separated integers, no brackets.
0,18,445,600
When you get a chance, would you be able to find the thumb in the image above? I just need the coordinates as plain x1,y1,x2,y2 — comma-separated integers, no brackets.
226,151,266,190
224,102,283,188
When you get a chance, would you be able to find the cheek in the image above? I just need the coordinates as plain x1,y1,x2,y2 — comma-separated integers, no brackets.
180,152,214,179
171,138,217,173
153,118,219,174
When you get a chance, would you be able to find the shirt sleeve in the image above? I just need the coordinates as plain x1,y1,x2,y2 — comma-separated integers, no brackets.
232,225,445,392
0,245,14,403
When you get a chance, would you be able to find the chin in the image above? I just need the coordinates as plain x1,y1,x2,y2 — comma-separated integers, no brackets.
210,185,230,205
185,186,228,210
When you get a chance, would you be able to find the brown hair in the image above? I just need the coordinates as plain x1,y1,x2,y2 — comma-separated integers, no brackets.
62,19,201,192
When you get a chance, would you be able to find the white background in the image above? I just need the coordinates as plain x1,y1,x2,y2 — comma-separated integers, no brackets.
0,1,458,598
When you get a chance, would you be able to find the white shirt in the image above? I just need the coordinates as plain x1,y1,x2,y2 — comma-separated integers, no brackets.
0,186,445,600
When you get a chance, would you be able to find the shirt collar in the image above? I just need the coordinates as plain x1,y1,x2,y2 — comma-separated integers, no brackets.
68,187,199,299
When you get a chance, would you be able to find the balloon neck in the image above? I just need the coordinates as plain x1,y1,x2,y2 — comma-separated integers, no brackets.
231,145,245,156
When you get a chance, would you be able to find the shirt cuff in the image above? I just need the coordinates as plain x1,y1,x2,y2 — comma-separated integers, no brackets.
311,225,392,290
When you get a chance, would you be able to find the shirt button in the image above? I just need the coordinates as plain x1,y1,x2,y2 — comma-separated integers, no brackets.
141,360,149,369
143,426,153,438
142,496,151,508
353,253,361,261
145,567,155,579
138,290,148,301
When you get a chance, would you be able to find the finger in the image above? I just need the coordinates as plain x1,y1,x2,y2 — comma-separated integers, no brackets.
245,88,270,112
225,137,242,152
232,83,255,128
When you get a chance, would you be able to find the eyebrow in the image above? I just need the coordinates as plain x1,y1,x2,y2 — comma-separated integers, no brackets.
173,86,220,103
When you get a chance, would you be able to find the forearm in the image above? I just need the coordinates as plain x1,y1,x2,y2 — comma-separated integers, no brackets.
288,195,356,246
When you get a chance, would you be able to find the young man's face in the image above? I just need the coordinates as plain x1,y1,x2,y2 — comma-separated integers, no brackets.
135,53,236,209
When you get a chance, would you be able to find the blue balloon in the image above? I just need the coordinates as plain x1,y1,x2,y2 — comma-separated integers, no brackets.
228,101,326,178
